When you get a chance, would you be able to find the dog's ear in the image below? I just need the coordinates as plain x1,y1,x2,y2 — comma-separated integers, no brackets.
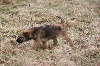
23,31,33,38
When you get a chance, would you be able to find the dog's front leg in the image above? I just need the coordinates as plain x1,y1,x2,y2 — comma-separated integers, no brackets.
31,39,42,50
31,35,42,50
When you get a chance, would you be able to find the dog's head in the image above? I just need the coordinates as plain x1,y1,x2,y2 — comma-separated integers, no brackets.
16,29,34,43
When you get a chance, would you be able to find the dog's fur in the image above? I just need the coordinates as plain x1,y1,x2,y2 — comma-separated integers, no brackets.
16,16,74,50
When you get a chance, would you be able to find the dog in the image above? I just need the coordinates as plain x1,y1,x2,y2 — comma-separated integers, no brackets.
16,16,74,50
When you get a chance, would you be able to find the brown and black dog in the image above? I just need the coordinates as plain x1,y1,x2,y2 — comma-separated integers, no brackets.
16,16,74,50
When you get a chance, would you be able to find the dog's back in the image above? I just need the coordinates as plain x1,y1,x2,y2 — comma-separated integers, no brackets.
43,25,62,39
33,16,66,40
41,16,66,39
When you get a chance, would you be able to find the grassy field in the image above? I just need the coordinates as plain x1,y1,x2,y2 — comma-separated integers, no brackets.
0,0,100,66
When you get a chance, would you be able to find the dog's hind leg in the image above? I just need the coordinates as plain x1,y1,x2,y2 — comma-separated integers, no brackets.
63,33,74,48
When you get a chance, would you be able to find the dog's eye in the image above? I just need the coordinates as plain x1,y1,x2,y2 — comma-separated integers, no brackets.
20,36,23,38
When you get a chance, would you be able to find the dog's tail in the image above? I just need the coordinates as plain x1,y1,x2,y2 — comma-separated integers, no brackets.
56,16,65,24
56,16,65,26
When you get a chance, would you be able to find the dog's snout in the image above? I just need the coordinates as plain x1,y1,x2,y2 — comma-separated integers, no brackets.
16,38,23,43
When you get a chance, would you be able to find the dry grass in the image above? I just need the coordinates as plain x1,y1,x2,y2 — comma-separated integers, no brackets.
0,0,100,66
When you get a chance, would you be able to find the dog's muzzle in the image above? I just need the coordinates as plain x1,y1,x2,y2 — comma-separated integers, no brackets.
16,38,23,43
